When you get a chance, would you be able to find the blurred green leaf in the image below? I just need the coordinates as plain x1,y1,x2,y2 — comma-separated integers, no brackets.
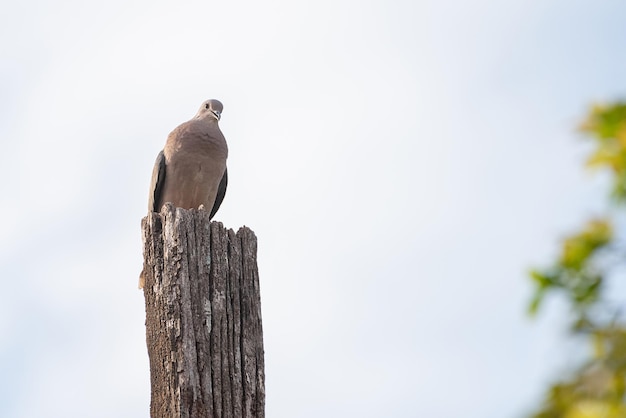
580,103,626,203
580,103,626,140
559,220,612,270
530,269,555,287
529,219,610,316
528,288,546,316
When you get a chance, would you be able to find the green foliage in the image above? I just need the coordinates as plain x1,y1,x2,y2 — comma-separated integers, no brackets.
581,103,626,200
529,103,626,418
529,219,611,316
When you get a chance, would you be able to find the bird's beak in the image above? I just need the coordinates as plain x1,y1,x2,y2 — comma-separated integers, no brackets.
211,110,221,121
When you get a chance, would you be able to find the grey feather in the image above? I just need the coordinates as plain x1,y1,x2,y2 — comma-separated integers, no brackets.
209,168,228,219
148,150,166,213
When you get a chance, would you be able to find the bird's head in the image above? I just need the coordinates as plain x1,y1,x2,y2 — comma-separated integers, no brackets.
195,99,223,121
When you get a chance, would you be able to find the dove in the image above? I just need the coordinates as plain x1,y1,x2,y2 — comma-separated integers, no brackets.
149,99,228,217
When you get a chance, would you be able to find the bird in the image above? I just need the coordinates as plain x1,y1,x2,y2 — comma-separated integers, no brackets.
148,99,228,217
139,99,228,289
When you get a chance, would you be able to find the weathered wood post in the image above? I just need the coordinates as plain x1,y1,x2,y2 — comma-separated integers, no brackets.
141,203,265,418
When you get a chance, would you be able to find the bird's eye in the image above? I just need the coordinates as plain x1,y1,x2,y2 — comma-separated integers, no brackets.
205,103,210,109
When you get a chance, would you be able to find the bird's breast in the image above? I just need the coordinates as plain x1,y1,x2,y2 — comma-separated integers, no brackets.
159,126,227,210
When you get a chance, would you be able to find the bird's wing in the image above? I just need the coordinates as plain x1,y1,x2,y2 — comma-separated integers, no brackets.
209,168,228,220
148,150,166,212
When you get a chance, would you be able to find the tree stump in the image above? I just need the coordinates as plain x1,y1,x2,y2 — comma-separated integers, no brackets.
141,203,265,418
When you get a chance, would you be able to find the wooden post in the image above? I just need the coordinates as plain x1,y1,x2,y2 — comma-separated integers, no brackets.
141,203,265,418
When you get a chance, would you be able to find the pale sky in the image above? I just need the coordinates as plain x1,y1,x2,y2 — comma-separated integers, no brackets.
2,1,626,417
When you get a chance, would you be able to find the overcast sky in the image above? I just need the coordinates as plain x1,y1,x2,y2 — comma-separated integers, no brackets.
2,0,626,417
